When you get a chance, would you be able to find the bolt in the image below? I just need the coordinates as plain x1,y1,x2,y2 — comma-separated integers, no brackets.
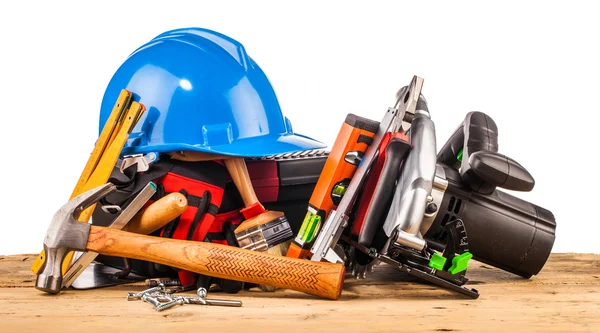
155,297,184,312
425,202,438,215
197,287,207,299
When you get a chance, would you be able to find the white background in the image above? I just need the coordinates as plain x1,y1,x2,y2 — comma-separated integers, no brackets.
0,0,598,255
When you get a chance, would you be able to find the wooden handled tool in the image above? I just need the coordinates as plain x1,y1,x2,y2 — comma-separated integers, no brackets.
225,158,289,241
167,152,296,291
87,226,344,299
225,157,260,205
122,192,188,234
62,192,189,288
224,157,294,292
36,183,344,300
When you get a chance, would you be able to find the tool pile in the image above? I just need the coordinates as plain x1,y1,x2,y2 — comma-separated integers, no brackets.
30,27,556,309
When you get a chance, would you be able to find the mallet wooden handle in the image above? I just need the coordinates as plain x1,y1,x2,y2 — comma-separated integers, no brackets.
86,226,344,300
224,157,259,206
122,193,188,234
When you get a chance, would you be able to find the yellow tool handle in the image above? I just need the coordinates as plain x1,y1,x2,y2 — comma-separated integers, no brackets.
58,101,146,272
30,99,145,275
75,101,145,223
69,90,132,199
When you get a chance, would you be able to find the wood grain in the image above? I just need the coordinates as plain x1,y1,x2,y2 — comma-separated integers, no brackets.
224,157,291,292
224,157,260,206
121,192,188,234
85,226,344,300
2,253,598,333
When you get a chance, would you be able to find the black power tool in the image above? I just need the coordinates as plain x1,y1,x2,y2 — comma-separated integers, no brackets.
424,111,556,278
348,110,556,298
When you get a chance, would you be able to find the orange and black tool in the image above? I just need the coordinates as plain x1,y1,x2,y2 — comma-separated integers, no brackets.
286,114,379,259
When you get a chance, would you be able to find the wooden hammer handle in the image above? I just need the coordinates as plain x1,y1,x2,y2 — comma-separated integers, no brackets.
122,193,188,234
224,157,259,207
86,226,344,300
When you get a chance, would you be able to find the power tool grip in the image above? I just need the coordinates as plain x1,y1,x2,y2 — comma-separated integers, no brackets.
437,111,498,169
352,134,411,248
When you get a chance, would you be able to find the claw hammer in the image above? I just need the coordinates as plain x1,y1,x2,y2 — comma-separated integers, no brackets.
35,183,345,300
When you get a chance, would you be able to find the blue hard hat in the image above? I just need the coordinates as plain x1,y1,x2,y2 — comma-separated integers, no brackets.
99,27,325,157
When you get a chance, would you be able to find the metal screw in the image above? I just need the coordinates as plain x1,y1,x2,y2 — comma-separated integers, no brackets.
155,297,184,312
127,283,166,300
152,293,174,303
204,299,243,307
142,283,166,294
141,294,161,308
146,278,181,287
182,296,208,305
176,295,242,307
127,284,242,310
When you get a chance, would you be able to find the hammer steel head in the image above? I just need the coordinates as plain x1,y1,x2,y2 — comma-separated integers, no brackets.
35,183,117,294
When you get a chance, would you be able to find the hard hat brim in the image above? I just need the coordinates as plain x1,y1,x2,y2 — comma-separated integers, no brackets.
122,132,327,158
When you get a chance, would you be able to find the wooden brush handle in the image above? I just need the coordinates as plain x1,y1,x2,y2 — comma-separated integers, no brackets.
122,193,188,234
224,157,259,206
235,211,284,234
87,226,344,300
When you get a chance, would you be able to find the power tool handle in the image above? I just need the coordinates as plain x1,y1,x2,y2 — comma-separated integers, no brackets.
436,111,499,169
356,136,411,247
87,226,344,300
437,111,534,193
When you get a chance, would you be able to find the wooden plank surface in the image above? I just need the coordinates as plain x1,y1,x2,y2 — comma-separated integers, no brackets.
1,253,598,333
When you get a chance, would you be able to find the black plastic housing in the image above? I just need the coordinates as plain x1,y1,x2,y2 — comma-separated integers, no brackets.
437,111,534,194
424,165,556,278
